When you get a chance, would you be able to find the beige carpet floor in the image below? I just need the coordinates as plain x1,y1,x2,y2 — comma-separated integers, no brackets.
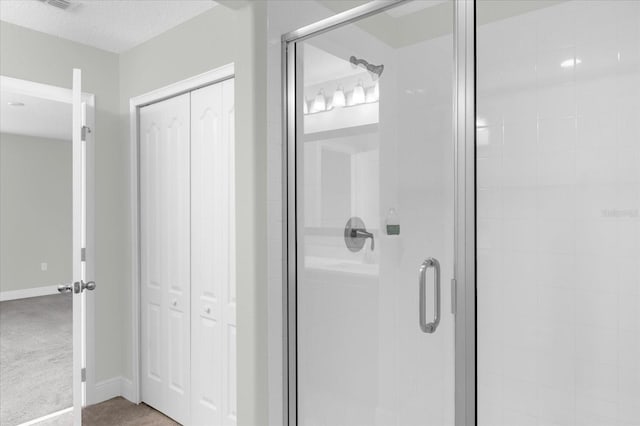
0,294,72,426
82,397,179,426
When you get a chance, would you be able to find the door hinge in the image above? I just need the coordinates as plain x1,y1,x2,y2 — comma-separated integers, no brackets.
81,125,91,142
81,368,86,382
451,278,457,315
81,247,86,262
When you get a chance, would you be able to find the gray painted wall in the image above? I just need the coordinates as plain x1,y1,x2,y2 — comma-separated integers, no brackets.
0,133,71,293
0,20,125,385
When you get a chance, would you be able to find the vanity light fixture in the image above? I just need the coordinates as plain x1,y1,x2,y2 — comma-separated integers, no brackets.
305,82,379,114
7,101,25,107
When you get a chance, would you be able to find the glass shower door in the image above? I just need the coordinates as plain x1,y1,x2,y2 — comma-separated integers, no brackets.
291,1,456,424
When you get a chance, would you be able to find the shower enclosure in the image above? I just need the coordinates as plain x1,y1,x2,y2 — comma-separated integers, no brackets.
283,0,639,425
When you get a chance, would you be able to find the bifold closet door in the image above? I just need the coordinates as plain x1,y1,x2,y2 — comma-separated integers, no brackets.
140,93,191,425
191,79,237,426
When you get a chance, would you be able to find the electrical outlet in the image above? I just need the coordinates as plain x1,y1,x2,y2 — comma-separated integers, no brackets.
41,262,48,271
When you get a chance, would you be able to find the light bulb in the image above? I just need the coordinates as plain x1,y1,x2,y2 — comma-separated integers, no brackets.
365,85,377,103
351,81,365,106
303,98,308,114
560,58,582,68
332,86,346,108
312,90,326,113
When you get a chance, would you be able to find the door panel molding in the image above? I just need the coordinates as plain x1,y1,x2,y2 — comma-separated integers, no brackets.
139,92,191,424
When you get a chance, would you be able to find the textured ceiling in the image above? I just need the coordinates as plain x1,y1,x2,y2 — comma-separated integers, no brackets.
0,0,217,53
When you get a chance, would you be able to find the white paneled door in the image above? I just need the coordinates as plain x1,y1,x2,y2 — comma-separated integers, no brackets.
139,77,236,426
140,92,191,425
191,79,236,426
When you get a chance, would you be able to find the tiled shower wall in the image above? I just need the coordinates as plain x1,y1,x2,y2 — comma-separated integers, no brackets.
477,1,640,426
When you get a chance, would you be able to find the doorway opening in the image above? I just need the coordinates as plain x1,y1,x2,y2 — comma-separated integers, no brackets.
0,74,95,425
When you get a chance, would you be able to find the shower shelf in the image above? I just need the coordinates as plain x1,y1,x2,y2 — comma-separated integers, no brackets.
304,101,379,136
302,122,378,143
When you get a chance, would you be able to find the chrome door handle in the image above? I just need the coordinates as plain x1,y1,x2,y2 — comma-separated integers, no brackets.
419,257,440,334
57,283,73,293
81,280,96,291
57,280,95,293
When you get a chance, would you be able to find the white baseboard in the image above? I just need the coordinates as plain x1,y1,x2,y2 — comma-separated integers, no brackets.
120,377,134,402
17,407,73,426
0,285,58,301
91,376,135,406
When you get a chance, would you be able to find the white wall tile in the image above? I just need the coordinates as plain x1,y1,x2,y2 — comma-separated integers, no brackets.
537,187,575,220
575,1,620,46
574,254,618,294
502,218,537,251
478,3,640,425
538,117,576,152
538,385,576,426
502,188,537,219
503,119,537,152
576,326,618,365
537,46,576,86
537,252,576,289
576,148,617,184
502,378,539,417
538,84,577,119
538,285,575,325
618,292,640,332
576,360,618,403
501,155,537,187
535,2,576,51
577,113,617,150
575,290,617,328
575,391,618,426
618,255,640,295
538,151,577,187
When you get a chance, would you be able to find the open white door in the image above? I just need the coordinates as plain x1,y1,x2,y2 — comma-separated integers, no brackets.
72,68,91,426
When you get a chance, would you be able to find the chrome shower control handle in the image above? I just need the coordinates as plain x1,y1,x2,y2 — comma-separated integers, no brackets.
344,217,375,252
419,257,441,334
351,229,375,250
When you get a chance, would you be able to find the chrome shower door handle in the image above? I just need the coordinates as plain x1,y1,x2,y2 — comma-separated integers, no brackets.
419,257,441,334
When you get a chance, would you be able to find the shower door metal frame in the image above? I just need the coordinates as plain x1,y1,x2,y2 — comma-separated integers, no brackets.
281,0,476,424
